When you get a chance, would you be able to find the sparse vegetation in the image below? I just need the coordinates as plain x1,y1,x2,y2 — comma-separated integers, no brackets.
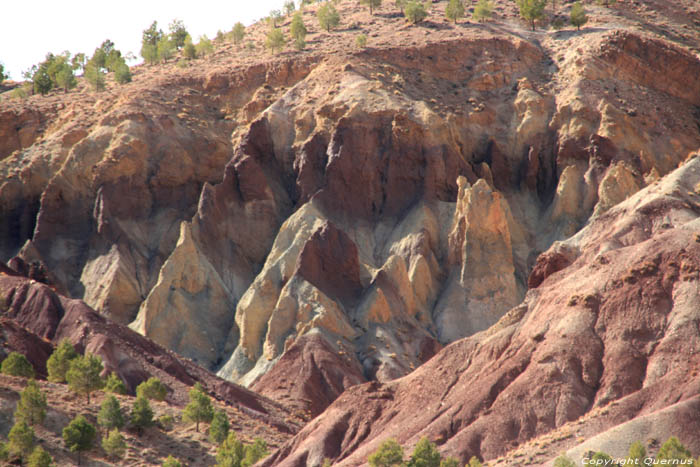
196,35,214,57
216,432,269,467
657,436,694,463
66,353,104,404
445,0,465,23
356,33,368,48
285,0,296,16
318,3,341,32
468,456,483,467
1,352,35,378
440,458,460,467
169,19,189,49
404,1,428,24
570,1,588,30
472,0,493,22
141,21,164,65
627,441,647,464
183,383,214,432
554,454,576,467
163,455,183,467
268,9,283,28
14,379,47,427
407,437,440,467
63,415,96,466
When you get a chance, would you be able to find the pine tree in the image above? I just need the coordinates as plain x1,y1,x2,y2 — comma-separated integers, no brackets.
404,1,428,24
136,377,168,401
407,437,440,467
570,1,588,30
472,0,493,22
169,19,189,49
1,352,35,378
657,437,694,462
141,21,163,64
14,379,47,426
360,0,382,15
46,339,78,383
55,62,77,93
27,446,52,467
209,409,230,444
195,36,214,57
244,438,269,465
8,421,34,463
102,428,127,460
265,28,287,54
216,432,245,466
290,12,308,51
627,441,647,464
232,23,246,46
516,0,547,30
183,383,214,432
368,439,404,467
66,353,104,404
318,3,341,32
63,415,96,466
440,458,460,467
84,64,106,92
98,395,125,432
130,396,154,435
445,0,465,23
104,372,127,395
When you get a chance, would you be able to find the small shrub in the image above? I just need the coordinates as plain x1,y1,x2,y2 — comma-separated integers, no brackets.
553,454,576,467
157,414,175,431
356,34,368,48
468,456,483,467
8,421,34,463
440,458,460,467
404,1,428,24
657,437,694,462
627,441,647,464
1,352,34,378
290,12,307,44
84,64,106,91
408,437,440,467
48,340,78,383
114,63,132,84
130,396,154,434
183,35,197,59
102,428,127,459
157,37,176,62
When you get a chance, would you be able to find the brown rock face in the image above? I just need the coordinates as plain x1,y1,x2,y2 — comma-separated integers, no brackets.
295,222,363,307
0,318,54,378
264,157,700,466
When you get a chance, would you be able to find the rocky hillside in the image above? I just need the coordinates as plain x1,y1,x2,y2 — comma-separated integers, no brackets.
2,0,700,464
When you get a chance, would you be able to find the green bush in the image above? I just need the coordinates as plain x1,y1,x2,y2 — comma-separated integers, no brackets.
290,12,307,45
66,353,104,403
63,415,96,465
141,21,163,64
157,414,175,431
1,352,35,378
404,1,428,24
183,383,213,432
472,0,493,22
356,34,368,48
114,63,132,84
102,428,127,459
84,64,106,91
657,437,694,462
553,454,576,467
368,439,404,467
169,19,189,49
468,456,483,467
0,62,7,82
136,377,168,401
104,372,127,395
216,433,268,467
48,339,78,383
440,458,460,467
27,446,52,467
446,0,465,23
516,0,546,30
317,3,340,32
14,379,47,426
627,441,647,464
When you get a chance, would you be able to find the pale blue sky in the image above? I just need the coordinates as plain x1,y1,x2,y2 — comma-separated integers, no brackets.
0,0,287,80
